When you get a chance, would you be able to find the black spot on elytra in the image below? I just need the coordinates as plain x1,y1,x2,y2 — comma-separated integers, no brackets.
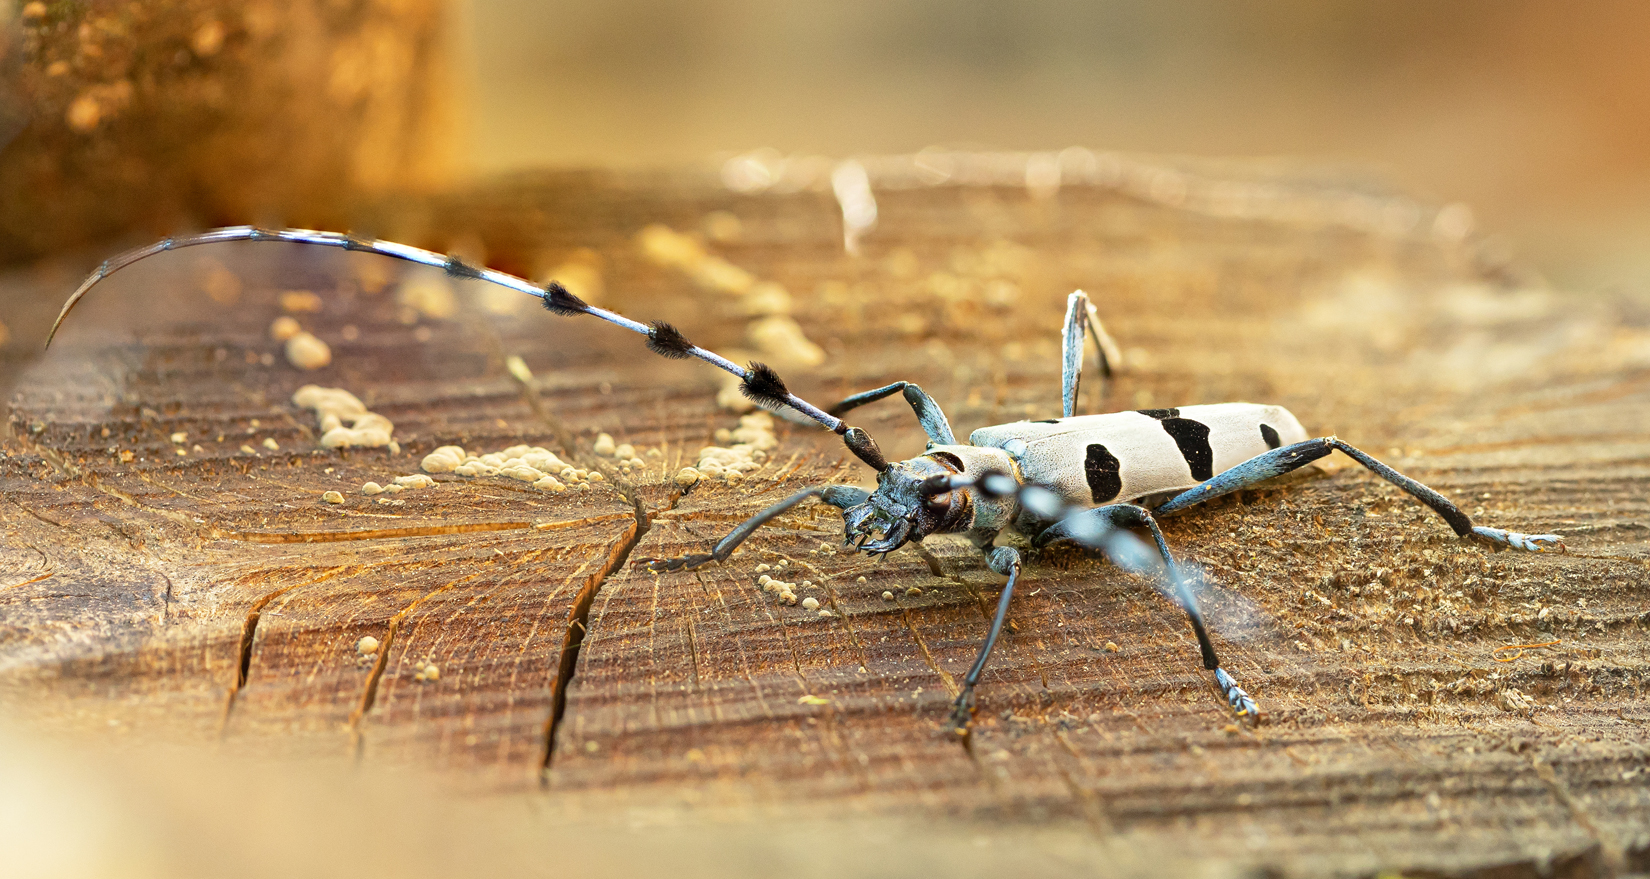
1084,443,1122,503
1160,418,1214,481
1032,419,1062,424
1137,408,1181,420
1260,423,1281,450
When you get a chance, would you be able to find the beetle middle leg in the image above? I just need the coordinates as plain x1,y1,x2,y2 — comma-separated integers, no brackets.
1034,503,1260,720
921,472,1257,725
635,484,870,572
949,545,1024,733
1153,438,1566,552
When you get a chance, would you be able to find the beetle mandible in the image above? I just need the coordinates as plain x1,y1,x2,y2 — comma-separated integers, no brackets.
47,226,1567,731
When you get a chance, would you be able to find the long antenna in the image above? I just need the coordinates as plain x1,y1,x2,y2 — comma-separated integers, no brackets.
47,226,892,471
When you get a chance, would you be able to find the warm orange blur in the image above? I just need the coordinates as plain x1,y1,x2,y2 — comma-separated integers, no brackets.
459,1,1650,291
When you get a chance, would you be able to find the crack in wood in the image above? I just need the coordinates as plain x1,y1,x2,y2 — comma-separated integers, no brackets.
348,571,489,757
157,570,173,624
1051,728,1114,835
697,568,777,724
3,497,67,529
898,605,958,700
912,542,950,580
683,615,701,693
130,467,211,503
33,444,81,479
219,515,633,544
494,334,584,466
767,581,814,698
84,472,198,527
815,578,872,675
222,521,537,543
539,492,658,775
219,566,360,732
2,571,55,591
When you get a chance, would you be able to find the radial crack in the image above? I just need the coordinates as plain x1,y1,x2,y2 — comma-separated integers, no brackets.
347,572,485,754
898,606,958,697
225,520,541,544
219,567,355,733
540,485,675,775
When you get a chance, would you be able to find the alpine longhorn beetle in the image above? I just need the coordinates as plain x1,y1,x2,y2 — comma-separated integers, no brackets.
46,226,1568,730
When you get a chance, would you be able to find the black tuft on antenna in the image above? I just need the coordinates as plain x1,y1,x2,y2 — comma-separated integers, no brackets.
444,255,485,280
540,281,588,316
740,362,792,409
646,321,695,358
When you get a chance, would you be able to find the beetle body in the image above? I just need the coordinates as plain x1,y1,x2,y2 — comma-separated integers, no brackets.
843,402,1309,554
969,403,1309,509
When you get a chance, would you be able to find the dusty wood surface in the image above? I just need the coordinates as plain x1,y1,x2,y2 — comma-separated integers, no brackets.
3,162,1650,877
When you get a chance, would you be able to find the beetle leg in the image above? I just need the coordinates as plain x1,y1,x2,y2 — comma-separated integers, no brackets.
1036,503,1259,721
949,545,1023,735
1060,290,1123,417
827,381,956,448
634,484,868,572
1154,437,1565,553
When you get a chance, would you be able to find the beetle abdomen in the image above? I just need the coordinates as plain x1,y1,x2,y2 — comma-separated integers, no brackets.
969,403,1308,507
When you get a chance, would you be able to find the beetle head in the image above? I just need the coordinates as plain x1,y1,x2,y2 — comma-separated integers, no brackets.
841,452,973,555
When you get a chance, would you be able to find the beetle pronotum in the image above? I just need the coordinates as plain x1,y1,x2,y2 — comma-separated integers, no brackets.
48,226,1566,731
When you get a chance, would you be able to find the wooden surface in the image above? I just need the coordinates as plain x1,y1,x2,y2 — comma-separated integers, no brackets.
3,162,1649,877
0,0,455,263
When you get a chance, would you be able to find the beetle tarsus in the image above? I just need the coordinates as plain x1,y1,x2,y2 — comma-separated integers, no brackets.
1216,667,1260,721
948,687,977,734
1471,526,1566,553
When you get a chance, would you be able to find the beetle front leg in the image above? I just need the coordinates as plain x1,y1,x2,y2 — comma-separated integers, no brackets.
634,484,869,572
827,381,957,448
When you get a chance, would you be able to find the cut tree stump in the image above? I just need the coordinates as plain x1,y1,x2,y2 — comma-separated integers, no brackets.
3,158,1649,877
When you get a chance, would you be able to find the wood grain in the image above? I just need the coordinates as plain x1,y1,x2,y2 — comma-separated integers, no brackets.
3,162,1648,876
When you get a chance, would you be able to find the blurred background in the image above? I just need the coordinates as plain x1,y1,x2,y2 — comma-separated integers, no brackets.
4,0,1650,288
458,0,1650,292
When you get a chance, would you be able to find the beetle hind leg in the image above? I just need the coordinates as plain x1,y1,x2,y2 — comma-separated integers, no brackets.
1470,526,1564,552
1153,437,1566,553
1216,668,1258,718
